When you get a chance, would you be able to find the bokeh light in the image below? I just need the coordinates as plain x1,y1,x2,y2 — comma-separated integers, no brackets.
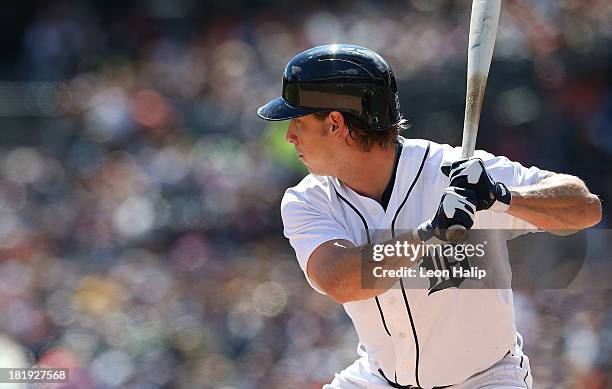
0,1,609,388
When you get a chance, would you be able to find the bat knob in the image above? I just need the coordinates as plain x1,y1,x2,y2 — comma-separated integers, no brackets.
445,225,469,245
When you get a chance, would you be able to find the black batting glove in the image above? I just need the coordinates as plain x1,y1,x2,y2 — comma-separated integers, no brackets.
441,158,511,212
418,186,477,243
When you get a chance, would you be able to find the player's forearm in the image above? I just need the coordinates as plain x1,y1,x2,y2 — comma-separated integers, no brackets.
313,232,424,303
506,174,602,232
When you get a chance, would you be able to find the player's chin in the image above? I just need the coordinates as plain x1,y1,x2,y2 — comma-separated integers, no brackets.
303,164,315,174
304,163,322,175
298,156,311,169
299,158,325,175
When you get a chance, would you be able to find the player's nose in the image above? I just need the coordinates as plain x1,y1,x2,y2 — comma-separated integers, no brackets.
286,120,298,145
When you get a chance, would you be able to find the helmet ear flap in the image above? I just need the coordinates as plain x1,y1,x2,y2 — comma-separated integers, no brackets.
361,89,372,129
363,89,385,131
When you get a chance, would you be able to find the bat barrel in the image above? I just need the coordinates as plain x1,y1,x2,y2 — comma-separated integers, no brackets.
461,0,502,159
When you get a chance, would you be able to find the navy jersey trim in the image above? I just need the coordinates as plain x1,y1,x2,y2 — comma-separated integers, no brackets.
334,141,430,388
391,142,430,232
520,356,529,384
380,142,403,211
335,192,371,244
335,191,392,338
399,279,421,388
378,369,450,389
375,296,392,336
390,142,430,389
378,369,412,388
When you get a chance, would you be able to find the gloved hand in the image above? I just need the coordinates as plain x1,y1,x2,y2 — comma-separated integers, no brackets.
418,186,477,243
441,158,511,212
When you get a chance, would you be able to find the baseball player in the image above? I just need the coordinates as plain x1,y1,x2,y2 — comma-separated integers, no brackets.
257,44,601,389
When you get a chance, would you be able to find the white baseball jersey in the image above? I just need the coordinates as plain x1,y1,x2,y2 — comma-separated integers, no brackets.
281,137,551,388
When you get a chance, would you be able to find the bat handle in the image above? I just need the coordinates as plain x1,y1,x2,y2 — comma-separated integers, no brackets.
444,225,470,245
461,73,488,159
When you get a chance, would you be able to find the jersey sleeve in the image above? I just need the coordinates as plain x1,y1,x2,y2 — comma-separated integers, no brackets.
472,149,554,231
281,189,355,294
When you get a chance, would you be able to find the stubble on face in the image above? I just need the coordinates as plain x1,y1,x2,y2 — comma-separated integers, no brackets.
299,116,333,175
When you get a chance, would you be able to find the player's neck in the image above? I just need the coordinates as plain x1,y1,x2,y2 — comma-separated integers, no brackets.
336,145,397,202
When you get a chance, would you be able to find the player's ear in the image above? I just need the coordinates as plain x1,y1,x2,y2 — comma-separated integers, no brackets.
328,111,346,137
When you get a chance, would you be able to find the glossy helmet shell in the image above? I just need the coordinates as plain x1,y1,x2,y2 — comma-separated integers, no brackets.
257,44,401,131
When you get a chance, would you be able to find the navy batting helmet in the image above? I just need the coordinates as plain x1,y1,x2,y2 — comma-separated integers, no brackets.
257,44,402,131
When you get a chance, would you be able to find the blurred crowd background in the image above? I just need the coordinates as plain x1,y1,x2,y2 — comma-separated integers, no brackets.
0,0,611,388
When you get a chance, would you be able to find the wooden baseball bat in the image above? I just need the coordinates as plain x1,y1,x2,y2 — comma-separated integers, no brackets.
445,0,501,244
461,0,502,158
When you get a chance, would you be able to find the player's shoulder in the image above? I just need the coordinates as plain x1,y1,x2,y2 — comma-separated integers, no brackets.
399,137,458,168
281,174,335,211
400,137,502,165
400,137,455,156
